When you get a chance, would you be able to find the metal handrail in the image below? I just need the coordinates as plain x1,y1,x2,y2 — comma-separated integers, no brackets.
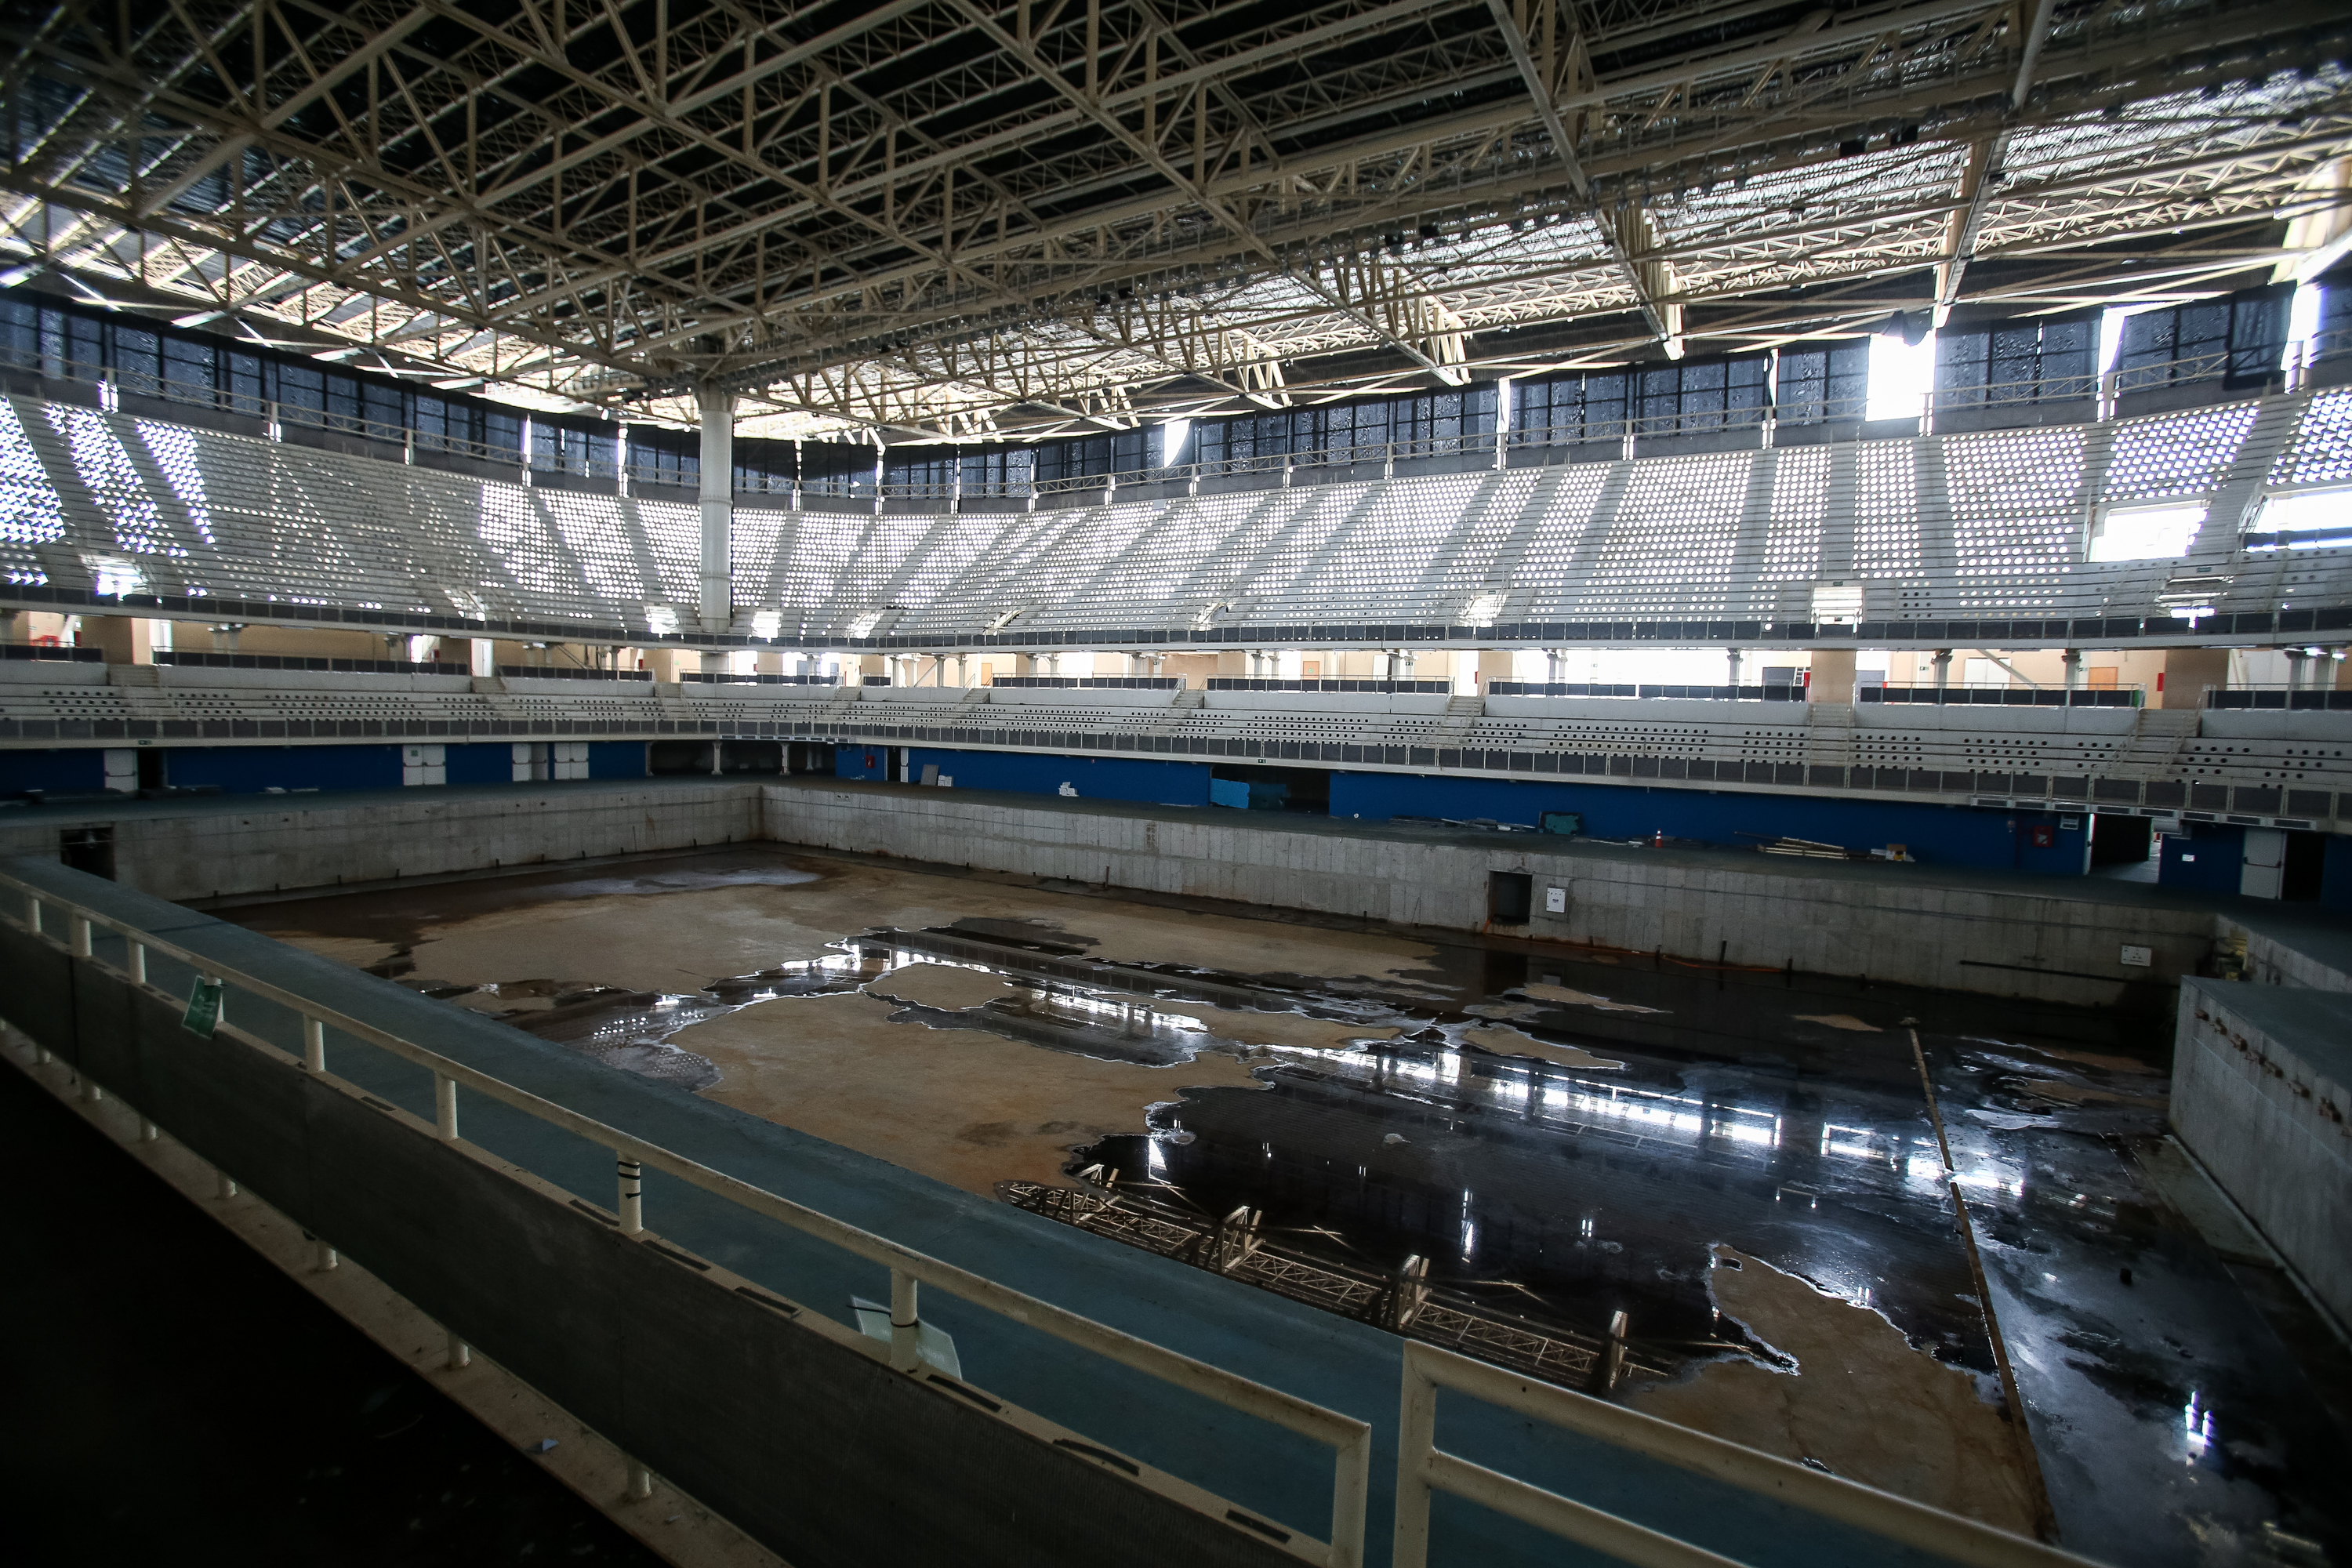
2,867,1370,1567
1395,1341,2096,1568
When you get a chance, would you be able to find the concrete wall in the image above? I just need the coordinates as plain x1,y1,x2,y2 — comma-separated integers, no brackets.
0,780,765,901
2171,979,2352,1327
0,883,1297,1568
1330,772,2095,875
760,782,2216,1003
1,772,2323,1005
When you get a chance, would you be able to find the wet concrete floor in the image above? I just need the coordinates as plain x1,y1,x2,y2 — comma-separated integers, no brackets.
219,845,2351,1565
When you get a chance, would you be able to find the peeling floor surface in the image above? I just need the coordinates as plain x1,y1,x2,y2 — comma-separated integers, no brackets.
225,846,2352,1566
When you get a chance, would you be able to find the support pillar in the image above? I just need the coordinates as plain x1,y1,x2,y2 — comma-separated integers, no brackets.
697,389,735,634
1724,648,1742,688
1806,648,1856,702
2158,648,2227,710
2061,648,2083,692
85,615,154,666
1932,649,1953,691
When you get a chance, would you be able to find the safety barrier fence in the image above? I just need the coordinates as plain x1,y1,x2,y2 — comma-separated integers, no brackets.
1860,686,2143,708
2,641,103,662
0,865,1370,1568
1393,1341,2095,1568
1210,679,1454,695
2204,685,2352,710
1489,681,1804,702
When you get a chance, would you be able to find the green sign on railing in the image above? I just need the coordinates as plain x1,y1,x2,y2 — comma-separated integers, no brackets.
183,978,222,1039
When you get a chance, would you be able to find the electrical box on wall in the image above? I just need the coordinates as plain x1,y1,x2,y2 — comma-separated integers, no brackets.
1544,885,1566,914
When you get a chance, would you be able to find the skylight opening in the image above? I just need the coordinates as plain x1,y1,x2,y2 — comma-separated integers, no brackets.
1866,331,1934,421
2090,502,2205,561
2250,486,2352,550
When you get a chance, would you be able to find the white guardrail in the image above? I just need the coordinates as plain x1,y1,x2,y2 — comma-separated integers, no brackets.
9,866,2107,1568
1394,1341,2100,1568
1,867,1367,1567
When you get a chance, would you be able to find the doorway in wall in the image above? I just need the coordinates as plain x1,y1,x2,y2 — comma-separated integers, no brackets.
59,825,114,880
2283,830,2328,901
1488,870,1533,924
2089,813,2154,882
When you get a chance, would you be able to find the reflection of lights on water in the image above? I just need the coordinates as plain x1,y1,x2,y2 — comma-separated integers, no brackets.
2184,1392,2213,1459
1373,1052,1782,1152
1951,1165,2027,1201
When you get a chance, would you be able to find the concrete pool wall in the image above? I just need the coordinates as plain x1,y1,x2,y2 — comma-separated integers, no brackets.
1,774,2340,1004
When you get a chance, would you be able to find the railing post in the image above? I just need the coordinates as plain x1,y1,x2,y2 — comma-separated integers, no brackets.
71,915,92,958
1394,1345,1436,1568
434,1073,459,1140
303,1016,326,1073
446,1331,470,1370
626,1461,654,1501
889,1268,921,1372
215,1168,238,1199
1330,1426,1371,1568
128,941,147,985
26,893,40,935
617,1156,644,1232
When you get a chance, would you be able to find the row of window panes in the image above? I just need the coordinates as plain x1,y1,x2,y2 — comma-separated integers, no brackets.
0,291,530,459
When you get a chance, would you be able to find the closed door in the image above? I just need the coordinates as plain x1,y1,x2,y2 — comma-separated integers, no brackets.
2240,827,2286,899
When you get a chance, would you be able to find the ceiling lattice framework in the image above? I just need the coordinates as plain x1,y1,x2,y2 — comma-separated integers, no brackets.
3,0,2349,439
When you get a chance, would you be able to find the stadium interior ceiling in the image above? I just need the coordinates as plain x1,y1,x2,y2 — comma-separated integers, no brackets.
5,0,2351,443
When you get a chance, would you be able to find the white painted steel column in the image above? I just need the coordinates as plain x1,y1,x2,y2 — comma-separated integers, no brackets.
697,389,735,633
303,1016,326,1073
1394,1352,1437,1566
889,1269,921,1372
618,1156,644,1232
434,1073,459,1140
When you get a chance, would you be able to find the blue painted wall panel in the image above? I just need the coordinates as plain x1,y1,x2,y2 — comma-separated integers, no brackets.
837,742,891,781
907,748,1212,807
0,749,107,794
2158,822,2245,895
588,741,647,779
1328,771,2089,873
445,742,514,786
161,744,402,794
2322,836,2352,912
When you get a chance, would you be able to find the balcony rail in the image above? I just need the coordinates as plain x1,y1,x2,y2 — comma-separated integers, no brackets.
1861,684,2144,708
2,641,103,662
989,675,1183,689
1209,678,1454,695
1394,1341,2095,1568
2,866,1373,1567
2204,684,2352,710
150,650,468,677
1489,681,1804,702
